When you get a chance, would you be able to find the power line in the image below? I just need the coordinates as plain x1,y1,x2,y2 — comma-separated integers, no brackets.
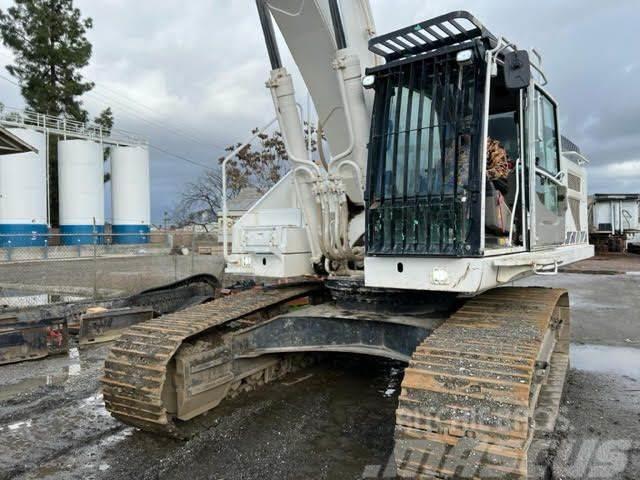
0,72,20,88
148,143,215,169
94,82,167,115
0,48,228,152
85,87,227,151
0,75,215,171
92,83,228,150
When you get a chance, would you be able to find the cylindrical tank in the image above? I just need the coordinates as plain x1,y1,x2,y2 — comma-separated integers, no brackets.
57,139,104,245
0,128,48,247
110,145,150,244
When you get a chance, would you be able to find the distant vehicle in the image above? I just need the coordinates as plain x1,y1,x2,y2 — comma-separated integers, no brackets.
589,193,640,253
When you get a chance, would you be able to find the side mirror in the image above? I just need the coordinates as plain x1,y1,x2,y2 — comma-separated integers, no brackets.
503,50,531,90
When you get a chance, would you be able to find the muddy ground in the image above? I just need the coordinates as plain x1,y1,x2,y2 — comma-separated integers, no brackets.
0,268,638,479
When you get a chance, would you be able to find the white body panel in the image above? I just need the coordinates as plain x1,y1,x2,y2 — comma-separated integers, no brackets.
226,171,314,277
0,128,47,225
562,154,589,244
365,244,594,293
57,140,104,226
111,145,150,226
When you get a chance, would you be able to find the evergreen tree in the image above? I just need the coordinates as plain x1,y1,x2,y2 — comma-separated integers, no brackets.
94,107,114,183
0,0,95,122
0,1,112,225
94,107,114,135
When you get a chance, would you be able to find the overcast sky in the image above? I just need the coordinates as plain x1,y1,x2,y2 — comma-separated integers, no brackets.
0,0,638,224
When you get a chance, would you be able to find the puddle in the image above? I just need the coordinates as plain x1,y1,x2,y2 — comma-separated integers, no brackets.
571,343,640,377
0,372,70,401
0,419,33,432
100,427,134,447
381,366,402,398
0,351,83,401
79,393,111,417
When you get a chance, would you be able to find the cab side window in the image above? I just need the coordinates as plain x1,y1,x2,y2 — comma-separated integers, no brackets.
534,90,559,174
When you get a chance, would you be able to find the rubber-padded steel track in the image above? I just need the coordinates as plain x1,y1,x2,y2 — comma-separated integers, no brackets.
101,284,319,436
395,287,568,479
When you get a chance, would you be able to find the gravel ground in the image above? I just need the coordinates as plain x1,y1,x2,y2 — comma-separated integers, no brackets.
0,264,637,480
518,272,640,479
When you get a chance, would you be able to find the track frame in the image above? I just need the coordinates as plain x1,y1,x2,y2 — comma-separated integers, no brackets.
394,287,570,479
102,283,571,480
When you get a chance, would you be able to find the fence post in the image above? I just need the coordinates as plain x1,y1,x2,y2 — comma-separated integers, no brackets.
174,253,178,281
191,224,196,275
93,217,98,299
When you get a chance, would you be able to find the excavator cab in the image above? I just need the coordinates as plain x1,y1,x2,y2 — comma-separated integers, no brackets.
362,11,590,292
364,11,567,259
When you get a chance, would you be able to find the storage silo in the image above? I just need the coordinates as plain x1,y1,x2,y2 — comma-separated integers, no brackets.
0,128,48,247
110,145,150,244
57,139,104,245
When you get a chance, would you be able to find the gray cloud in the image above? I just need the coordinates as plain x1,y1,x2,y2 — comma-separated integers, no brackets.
0,0,637,222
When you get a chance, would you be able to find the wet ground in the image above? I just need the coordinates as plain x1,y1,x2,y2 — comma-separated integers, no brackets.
561,253,640,274
0,269,638,480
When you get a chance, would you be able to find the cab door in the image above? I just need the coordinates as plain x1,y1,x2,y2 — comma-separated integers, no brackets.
527,86,567,248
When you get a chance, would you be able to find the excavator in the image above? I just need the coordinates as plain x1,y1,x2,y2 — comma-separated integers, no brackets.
102,2,593,478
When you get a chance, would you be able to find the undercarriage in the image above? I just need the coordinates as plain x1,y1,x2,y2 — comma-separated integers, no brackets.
0,274,218,365
102,277,570,478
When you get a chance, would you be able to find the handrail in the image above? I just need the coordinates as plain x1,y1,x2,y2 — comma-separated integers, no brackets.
563,150,590,165
536,167,565,187
534,260,559,276
221,117,278,262
507,159,521,247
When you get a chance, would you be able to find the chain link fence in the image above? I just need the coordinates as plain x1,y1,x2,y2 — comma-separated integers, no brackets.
0,230,224,308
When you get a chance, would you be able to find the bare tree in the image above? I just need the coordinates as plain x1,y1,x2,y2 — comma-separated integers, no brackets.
219,122,322,194
172,169,224,232
174,123,324,229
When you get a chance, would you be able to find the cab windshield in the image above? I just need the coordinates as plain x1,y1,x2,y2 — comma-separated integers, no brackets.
366,50,485,256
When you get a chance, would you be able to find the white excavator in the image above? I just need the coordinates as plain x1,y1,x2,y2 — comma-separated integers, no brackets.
102,2,593,478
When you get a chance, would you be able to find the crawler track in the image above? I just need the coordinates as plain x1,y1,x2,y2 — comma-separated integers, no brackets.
101,284,320,436
395,287,569,479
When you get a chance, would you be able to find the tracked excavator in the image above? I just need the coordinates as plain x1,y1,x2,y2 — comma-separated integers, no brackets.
102,2,593,478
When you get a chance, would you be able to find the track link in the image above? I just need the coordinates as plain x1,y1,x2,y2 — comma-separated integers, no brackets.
395,287,569,479
101,284,320,436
